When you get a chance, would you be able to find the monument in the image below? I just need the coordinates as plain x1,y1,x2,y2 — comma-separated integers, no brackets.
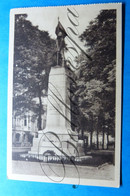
29,20,80,158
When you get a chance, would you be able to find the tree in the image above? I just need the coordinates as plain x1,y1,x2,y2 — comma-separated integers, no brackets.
13,14,56,130
72,10,116,149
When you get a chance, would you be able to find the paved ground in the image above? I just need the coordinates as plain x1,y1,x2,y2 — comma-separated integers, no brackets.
12,161,114,181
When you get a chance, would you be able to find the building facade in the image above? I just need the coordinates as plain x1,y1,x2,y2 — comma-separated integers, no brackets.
12,110,47,147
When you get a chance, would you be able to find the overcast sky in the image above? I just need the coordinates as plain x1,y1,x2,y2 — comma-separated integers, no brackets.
14,5,106,68
23,5,102,66
26,5,101,40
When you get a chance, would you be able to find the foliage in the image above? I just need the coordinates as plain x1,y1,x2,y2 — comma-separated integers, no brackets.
71,10,116,146
13,14,56,130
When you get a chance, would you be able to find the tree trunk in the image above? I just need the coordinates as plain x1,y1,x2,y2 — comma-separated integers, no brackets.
90,115,93,149
38,91,42,130
96,122,99,149
90,130,93,149
102,129,105,149
106,129,109,149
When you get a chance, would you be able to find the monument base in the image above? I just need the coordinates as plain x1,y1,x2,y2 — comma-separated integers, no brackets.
29,128,79,157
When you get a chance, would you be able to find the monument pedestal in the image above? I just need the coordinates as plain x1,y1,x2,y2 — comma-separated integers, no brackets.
29,66,79,157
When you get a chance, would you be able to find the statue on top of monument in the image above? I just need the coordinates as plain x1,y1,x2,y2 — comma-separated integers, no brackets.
55,18,68,66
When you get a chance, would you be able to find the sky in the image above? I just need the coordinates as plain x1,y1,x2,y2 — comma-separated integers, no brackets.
24,5,102,68
14,4,117,69
13,4,118,68
26,5,101,40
